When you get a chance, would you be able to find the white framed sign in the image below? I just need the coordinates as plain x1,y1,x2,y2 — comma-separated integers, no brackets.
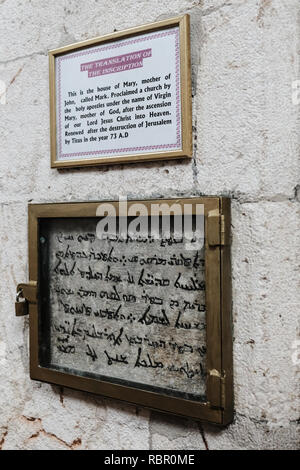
49,15,192,168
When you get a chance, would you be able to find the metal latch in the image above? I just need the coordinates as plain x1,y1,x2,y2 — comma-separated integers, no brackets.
15,281,37,316
208,369,226,409
208,209,226,246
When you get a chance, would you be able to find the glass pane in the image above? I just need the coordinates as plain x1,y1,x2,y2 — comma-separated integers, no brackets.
38,215,206,401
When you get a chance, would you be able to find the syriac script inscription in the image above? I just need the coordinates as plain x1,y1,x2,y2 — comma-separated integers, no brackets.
42,218,207,400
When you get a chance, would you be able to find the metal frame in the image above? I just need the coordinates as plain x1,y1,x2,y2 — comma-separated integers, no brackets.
18,197,232,425
49,15,192,168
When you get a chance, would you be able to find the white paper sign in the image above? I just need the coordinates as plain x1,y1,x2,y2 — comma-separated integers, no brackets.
55,26,182,162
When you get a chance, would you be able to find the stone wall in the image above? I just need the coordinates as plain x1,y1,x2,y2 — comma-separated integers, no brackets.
0,0,299,450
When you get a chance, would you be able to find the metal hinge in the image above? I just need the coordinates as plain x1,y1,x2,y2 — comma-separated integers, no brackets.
15,281,37,316
208,210,226,246
208,369,226,409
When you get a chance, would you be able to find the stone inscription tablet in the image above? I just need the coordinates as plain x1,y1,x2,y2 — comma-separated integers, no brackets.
39,217,207,401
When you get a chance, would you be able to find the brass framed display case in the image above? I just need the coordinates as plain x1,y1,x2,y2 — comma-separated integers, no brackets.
16,197,233,426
